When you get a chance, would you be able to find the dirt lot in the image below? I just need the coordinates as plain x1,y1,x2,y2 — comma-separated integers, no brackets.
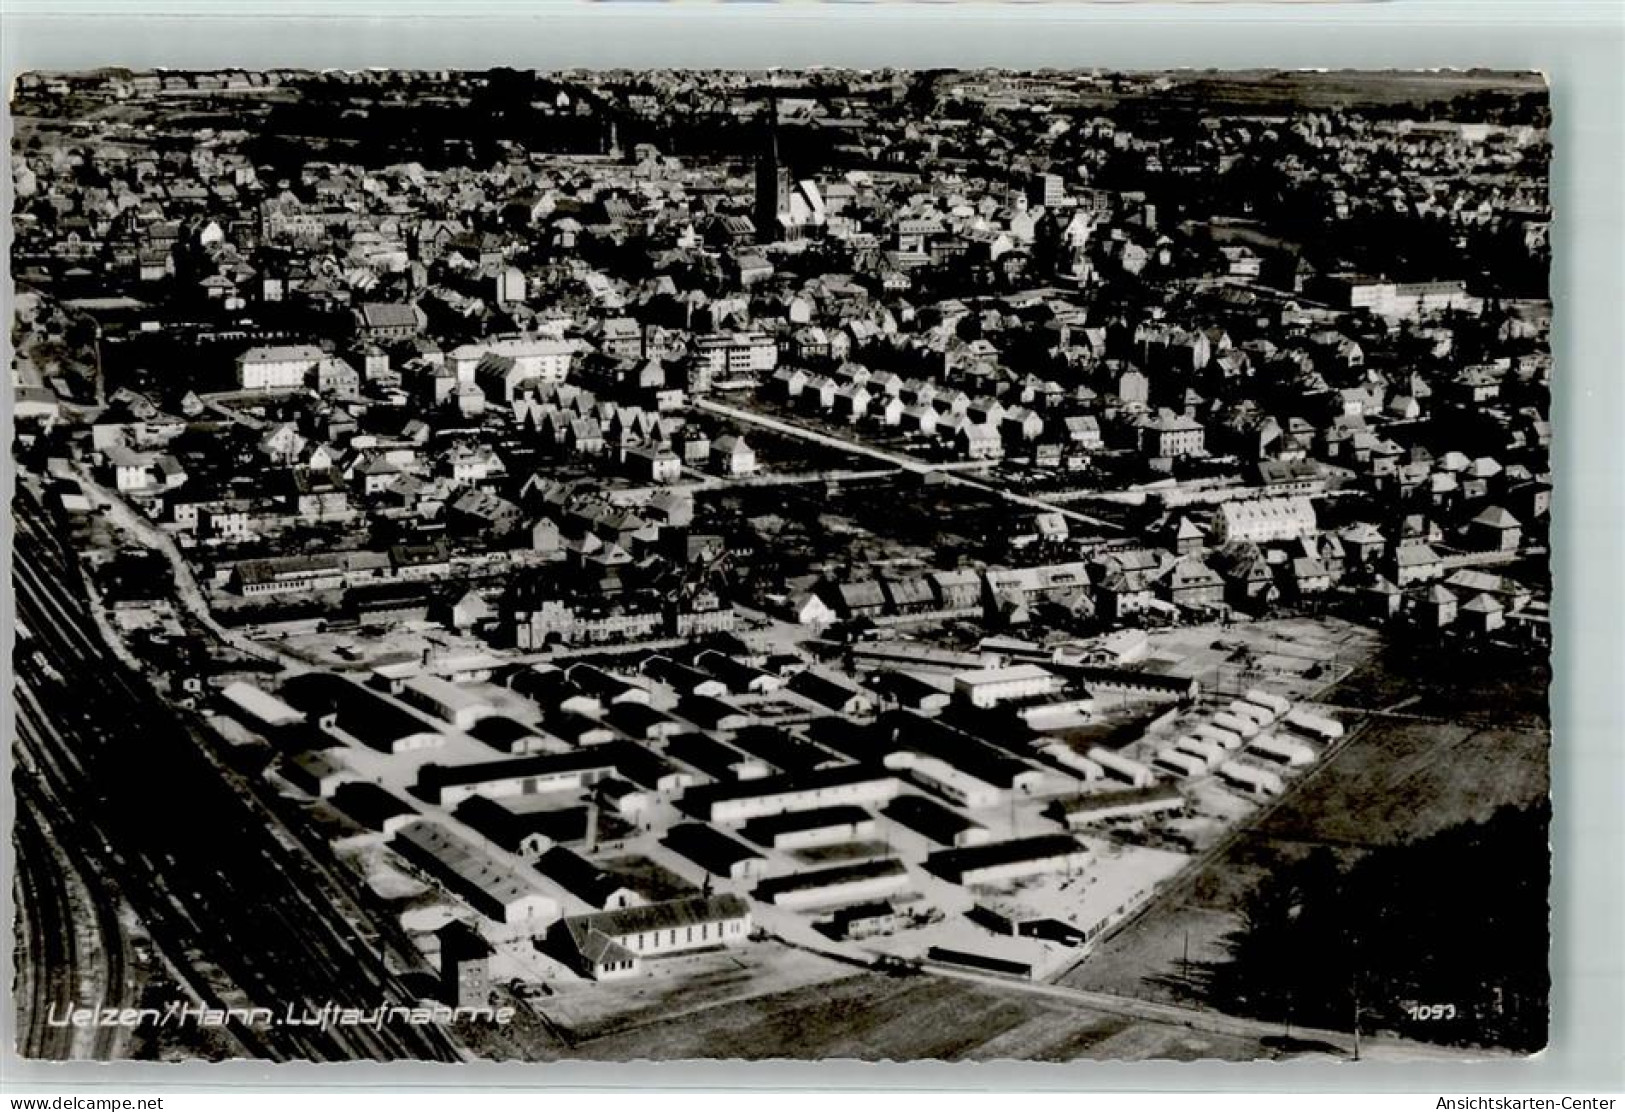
553,971,1275,1062
1143,615,1383,702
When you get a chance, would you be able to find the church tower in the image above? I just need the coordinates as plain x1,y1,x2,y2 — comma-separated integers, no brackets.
754,98,792,243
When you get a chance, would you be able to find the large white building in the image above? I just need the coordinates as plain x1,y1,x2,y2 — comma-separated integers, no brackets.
398,674,496,731
236,344,324,391
560,895,753,980
1214,496,1319,545
1322,275,1483,320
692,332,778,382
954,664,1061,709
449,337,577,398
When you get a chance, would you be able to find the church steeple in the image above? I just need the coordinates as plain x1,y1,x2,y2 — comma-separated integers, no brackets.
754,96,791,244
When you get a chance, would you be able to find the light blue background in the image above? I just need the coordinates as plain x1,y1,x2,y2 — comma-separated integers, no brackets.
2,0,1621,1095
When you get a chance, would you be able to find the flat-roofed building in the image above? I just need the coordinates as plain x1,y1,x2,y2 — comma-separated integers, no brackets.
882,794,990,848
753,857,911,909
740,805,877,851
399,674,496,731
953,664,1061,708
1056,783,1185,827
683,765,902,826
663,822,769,881
925,834,1090,887
219,681,304,730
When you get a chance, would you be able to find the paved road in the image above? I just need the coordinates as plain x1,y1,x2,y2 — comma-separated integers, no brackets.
696,398,1121,531
12,484,463,1062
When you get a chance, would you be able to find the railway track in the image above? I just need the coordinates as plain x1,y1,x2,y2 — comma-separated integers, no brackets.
13,794,80,1060
11,485,463,1062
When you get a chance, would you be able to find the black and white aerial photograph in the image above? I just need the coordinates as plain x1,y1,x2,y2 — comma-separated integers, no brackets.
9,65,1553,1065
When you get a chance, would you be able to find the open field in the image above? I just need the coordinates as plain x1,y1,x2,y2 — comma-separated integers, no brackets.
1060,656,1550,1009
1252,722,1548,849
1326,638,1551,727
1152,70,1548,112
555,971,1275,1062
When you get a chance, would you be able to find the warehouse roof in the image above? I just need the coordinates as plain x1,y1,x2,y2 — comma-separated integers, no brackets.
682,763,895,813
393,820,552,911
883,793,979,844
664,823,765,875
753,857,908,902
926,834,1086,880
740,805,872,845
417,748,618,793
